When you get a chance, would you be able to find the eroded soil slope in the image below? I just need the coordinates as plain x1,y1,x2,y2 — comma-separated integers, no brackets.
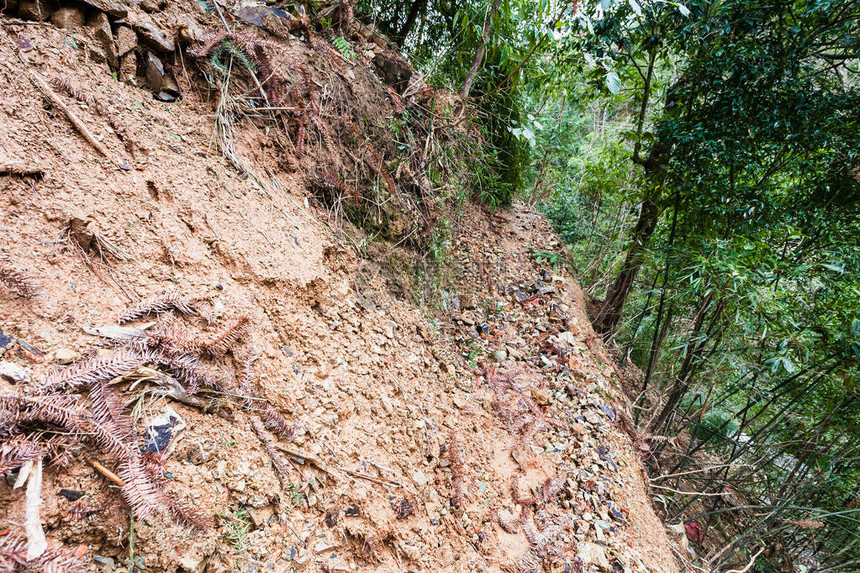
0,5,674,571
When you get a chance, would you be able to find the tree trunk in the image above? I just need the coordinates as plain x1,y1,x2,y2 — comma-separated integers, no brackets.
460,0,502,99
592,190,661,334
395,0,427,46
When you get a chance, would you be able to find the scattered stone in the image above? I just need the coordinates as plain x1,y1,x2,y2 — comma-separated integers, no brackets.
58,489,85,501
115,25,137,57
0,361,28,384
87,11,118,68
234,4,290,26
132,18,175,53
176,15,202,47
372,51,412,92
145,51,164,92
119,51,137,83
80,0,127,18
140,0,165,13
412,469,428,487
53,348,79,365
576,542,611,572
530,388,552,406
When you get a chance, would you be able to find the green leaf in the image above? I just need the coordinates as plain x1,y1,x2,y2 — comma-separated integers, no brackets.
606,71,621,94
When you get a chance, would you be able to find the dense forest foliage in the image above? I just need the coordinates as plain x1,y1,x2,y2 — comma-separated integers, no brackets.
355,0,860,570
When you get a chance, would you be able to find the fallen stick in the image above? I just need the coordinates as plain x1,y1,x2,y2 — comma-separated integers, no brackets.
336,467,402,488
0,162,44,177
274,443,340,479
90,459,126,487
29,70,112,160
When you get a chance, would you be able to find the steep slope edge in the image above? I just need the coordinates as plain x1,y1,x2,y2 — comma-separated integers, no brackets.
0,5,675,572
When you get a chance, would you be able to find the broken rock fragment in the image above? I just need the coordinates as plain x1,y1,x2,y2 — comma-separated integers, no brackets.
87,11,118,68
115,24,137,57
145,51,164,92
132,16,175,53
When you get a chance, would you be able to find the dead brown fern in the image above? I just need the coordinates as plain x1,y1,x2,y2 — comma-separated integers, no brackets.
118,291,196,323
35,348,152,394
0,530,88,572
344,116,396,194
0,258,41,298
201,316,250,356
50,76,108,115
237,349,294,438
50,76,134,150
338,0,354,32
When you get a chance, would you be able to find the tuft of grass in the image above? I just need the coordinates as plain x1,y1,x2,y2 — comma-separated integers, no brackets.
219,506,253,552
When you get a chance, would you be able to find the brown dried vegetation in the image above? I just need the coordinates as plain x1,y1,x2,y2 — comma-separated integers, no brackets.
0,292,293,560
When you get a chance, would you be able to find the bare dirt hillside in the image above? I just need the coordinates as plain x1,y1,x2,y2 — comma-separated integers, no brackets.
0,2,677,571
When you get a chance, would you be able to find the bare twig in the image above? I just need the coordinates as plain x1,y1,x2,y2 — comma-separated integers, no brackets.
29,70,112,160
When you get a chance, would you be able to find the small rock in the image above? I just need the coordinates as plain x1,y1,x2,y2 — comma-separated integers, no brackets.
0,361,29,384
412,469,428,487
178,551,205,572
115,25,137,57
145,51,164,92
133,19,175,53
53,348,79,365
87,11,118,68
530,388,552,406
177,15,202,46
80,0,127,18
51,6,86,30
119,52,137,83
576,542,611,572
140,0,165,12
371,51,412,92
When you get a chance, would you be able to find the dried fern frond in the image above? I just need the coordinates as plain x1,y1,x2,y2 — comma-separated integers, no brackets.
85,411,136,461
118,291,196,324
511,475,538,507
2,394,85,431
0,435,44,474
150,349,231,394
237,349,294,438
201,316,250,356
0,258,41,298
146,319,202,355
0,531,87,573
35,348,152,394
495,510,520,534
117,457,166,520
50,76,108,116
88,379,135,442
539,476,566,504
166,498,213,530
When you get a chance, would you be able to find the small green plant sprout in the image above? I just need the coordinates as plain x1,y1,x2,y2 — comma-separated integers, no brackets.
332,36,356,59
530,248,571,271
219,506,253,552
